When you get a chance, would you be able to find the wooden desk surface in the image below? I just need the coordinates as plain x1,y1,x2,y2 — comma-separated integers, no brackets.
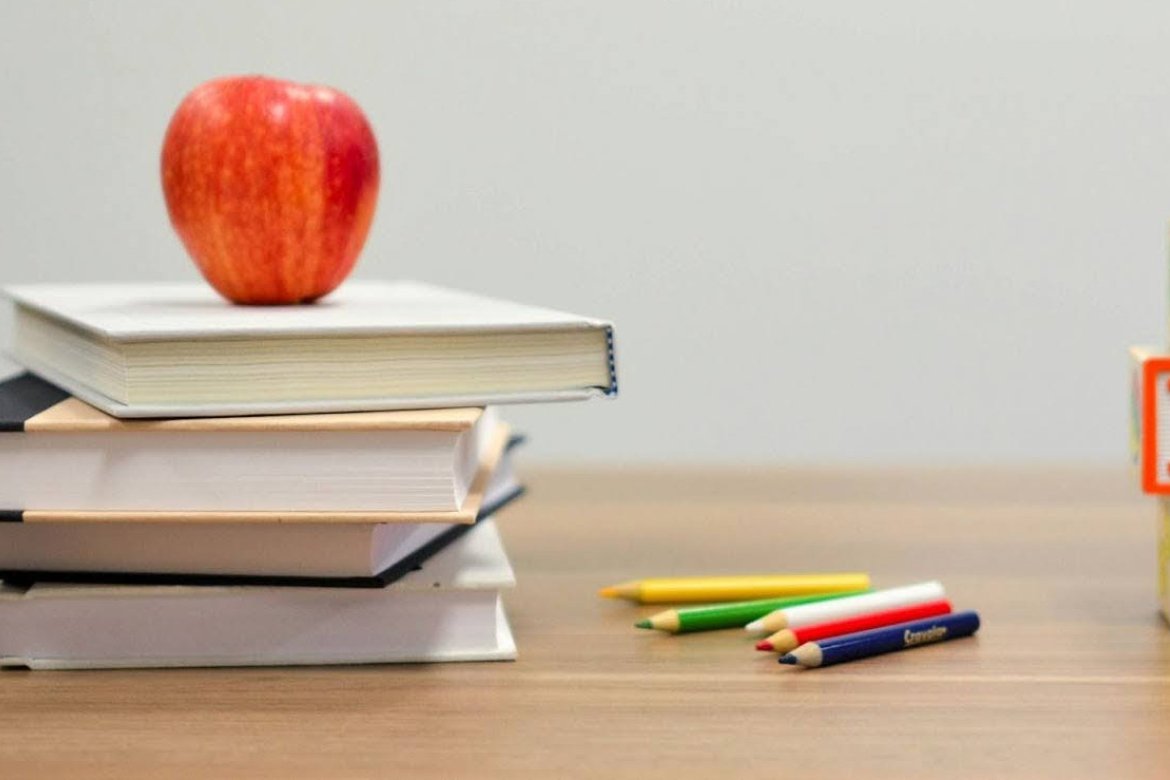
1,466,1166,779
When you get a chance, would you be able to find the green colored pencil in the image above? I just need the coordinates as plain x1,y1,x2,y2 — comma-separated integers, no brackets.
634,590,869,633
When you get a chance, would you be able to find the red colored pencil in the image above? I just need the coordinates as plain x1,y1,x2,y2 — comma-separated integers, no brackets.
756,599,953,652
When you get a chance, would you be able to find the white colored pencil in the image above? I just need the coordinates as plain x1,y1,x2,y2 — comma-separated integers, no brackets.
743,581,946,633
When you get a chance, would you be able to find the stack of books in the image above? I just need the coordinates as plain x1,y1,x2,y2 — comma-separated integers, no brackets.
0,281,617,668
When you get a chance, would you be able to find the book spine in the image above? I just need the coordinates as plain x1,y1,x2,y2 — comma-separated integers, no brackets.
603,325,619,397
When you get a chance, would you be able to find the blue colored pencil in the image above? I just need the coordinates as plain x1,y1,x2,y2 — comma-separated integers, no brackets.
778,610,981,668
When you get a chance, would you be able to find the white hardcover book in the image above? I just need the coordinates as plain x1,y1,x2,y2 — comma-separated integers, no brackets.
0,369,516,523
4,280,618,418
0,445,523,585
0,519,517,669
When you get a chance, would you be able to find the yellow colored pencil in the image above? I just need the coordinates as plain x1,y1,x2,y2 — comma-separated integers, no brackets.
597,573,870,604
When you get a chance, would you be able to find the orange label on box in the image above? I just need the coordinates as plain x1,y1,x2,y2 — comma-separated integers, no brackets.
1131,348,1170,494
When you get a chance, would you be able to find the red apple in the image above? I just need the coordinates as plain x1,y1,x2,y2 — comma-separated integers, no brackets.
161,75,380,305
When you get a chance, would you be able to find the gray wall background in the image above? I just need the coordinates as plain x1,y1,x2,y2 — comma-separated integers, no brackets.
0,2,1164,464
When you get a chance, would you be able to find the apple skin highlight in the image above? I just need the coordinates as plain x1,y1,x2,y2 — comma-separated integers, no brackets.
161,75,380,305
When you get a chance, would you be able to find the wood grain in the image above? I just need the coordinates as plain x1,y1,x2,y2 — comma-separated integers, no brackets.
1,465,1166,779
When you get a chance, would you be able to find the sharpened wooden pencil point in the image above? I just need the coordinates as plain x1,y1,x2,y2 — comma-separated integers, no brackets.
598,582,640,601
638,610,681,632
755,640,774,651
778,654,798,665
634,619,652,629
765,629,800,654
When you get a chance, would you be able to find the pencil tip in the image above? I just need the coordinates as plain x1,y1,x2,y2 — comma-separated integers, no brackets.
635,619,652,629
744,620,763,632
598,586,618,599
778,654,797,665
755,641,774,652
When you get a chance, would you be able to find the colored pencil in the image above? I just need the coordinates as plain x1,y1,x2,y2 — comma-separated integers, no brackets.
756,599,952,652
598,573,870,604
778,610,981,668
636,590,869,633
744,581,945,633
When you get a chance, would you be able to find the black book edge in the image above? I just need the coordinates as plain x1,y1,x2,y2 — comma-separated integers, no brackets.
603,324,618,397
0,435,528,590
0,484,526,591
367,482,525,587
0,372,70,432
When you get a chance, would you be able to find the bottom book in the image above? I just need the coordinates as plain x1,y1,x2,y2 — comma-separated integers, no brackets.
0,519,516,670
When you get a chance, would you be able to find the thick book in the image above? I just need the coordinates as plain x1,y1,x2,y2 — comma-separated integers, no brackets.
0,518,517,669
0,371,511,523
0,438,523,588
4,280,618,418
